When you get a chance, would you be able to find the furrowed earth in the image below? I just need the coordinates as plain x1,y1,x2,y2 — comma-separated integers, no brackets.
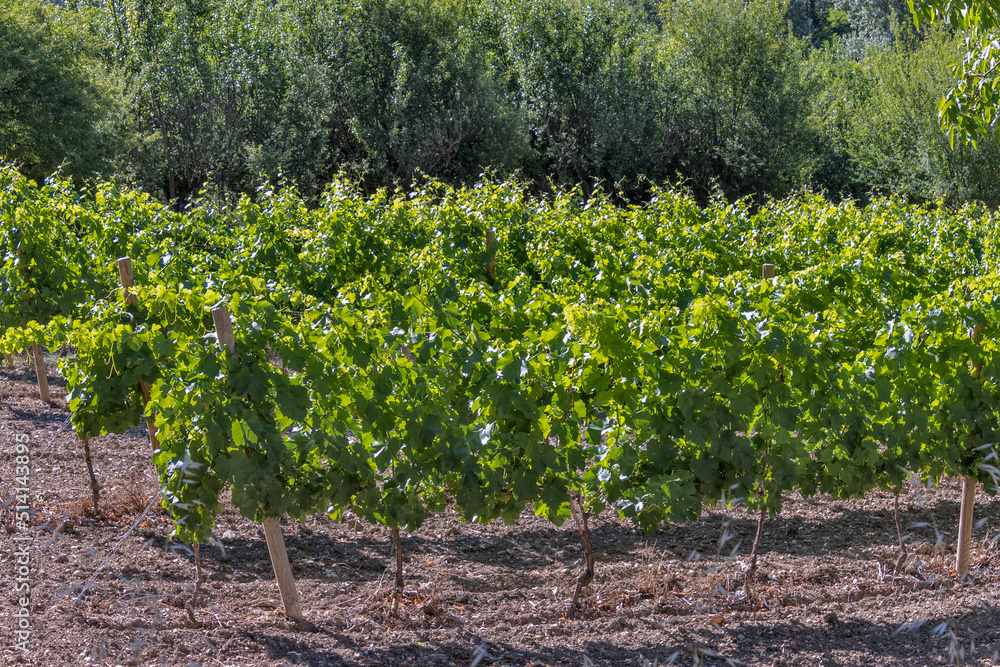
3,361,1000,667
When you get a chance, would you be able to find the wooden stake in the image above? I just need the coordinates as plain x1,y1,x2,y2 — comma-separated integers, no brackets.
745,506,767,594
17,238,47,401
957,478,976,576
117,257,139,307
893,488,907,574
118,258,159,452
956,323,984,576
261,516,303,620
392,526,404,617
211,305,303,620
212,307,237,355
747,262,776,595
486,229,496,280
192,542,203,607
32,343,49,402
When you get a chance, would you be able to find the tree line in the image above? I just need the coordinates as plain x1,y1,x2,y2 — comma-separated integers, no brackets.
3,0,1000,207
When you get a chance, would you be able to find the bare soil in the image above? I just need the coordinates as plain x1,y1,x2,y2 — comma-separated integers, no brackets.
4,361,1000,667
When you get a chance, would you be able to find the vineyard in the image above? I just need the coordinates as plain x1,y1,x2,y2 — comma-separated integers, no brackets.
4,166,1000,665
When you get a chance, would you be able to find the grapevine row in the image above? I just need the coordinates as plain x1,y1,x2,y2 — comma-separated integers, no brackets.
2,165,999,618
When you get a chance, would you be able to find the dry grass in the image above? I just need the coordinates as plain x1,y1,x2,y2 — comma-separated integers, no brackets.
108,470,157,515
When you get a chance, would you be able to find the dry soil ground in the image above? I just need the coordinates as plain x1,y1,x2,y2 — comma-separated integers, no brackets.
4,361,1000,667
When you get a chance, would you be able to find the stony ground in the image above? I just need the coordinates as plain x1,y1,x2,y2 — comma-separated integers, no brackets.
4,360,1000,667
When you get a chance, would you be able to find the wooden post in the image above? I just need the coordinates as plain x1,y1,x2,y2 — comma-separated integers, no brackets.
212,307,238,357
118,258,160,452
745,262,777,597
956,323,984,576
957,478,976,576
211,306,303,620
16,236,47,400
486,229,496,280
117,257,139,307
32,343,49,402
261,517,302,618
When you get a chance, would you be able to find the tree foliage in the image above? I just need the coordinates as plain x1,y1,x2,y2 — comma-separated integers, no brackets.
662,0,813,199
6,0,1000,206
910,0,1000,146
0,0,122,183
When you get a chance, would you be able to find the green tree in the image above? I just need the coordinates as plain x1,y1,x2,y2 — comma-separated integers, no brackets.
847,25,1000,205
358,0,525,186
805,15,1000,205
0,0,122,182
84,0,292,203
834,0,913,55
84,0,524,200
661,0,814,200
910,0,1000,146
488,0,672,192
